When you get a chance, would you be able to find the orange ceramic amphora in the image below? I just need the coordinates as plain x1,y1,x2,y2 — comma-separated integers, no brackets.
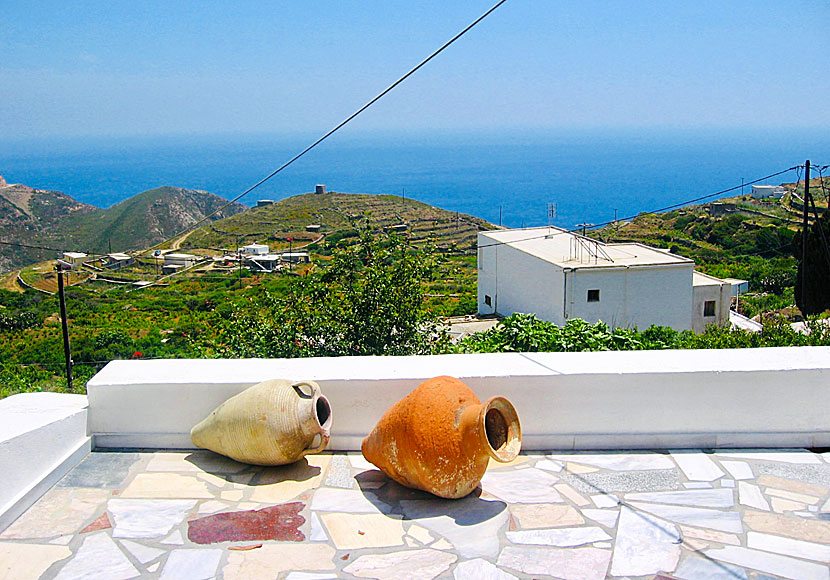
361,375,521,499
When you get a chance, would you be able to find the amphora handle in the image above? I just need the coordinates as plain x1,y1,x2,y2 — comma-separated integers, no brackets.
292,381,332,457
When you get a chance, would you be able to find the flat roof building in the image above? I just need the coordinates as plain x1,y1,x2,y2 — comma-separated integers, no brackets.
478,227,697,331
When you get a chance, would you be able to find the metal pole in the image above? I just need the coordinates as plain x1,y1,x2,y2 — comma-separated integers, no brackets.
56,265,73,391
801,160,810,313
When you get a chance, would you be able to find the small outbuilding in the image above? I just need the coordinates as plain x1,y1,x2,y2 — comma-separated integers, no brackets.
281,252,310,264
105,253,134,270
163,253,199,269
241,244,269,255
62,252,88,266
751,185,785,199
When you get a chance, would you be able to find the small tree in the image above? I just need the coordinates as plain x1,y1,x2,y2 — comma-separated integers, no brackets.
793,211,830,316
216,232,448,358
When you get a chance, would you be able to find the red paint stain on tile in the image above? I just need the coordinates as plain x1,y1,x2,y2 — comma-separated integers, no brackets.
80,513,111,534
187,502,305,544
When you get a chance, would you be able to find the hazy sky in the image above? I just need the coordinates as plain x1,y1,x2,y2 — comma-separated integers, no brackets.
2,1,827,138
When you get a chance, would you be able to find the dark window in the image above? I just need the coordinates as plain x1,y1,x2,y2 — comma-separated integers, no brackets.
587,289,600,302
484,295,492,307
703,300,716,317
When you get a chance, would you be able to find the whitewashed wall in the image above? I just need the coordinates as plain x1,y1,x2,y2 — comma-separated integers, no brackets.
568,264,693,330
87,347,830,451
0,393,90,531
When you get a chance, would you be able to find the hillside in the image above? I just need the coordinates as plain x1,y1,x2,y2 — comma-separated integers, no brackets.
183,190,495,252
0,177,245,272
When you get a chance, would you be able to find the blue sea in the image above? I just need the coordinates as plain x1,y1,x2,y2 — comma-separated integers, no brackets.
1,129,826,230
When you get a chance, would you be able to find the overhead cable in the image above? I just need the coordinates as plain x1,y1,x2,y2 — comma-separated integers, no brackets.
147,0,510,254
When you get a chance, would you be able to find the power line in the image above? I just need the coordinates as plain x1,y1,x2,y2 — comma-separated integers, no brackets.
0,240,63,252
477,166,801,249
146,0,510,255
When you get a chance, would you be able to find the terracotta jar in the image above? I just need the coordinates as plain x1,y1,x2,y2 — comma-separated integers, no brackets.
191,379,332,466
361,375,521,499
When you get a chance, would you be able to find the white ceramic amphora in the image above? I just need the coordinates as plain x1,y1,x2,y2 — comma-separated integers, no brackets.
190,379,332,465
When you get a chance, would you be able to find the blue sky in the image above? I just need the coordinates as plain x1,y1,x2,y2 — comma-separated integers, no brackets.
2,1,827,138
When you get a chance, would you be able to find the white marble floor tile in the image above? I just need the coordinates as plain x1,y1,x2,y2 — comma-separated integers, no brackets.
628,502,743,534
309,512,327,542
547,453,674,471
706,545,829,580
53,532,139,580
481,468,562,503
610,506,681,577
581,508,619,529
674,555,748,580
453,558,518,580
159,549,222,580
747,531,830,563
738,481,770,511
590,494,619,508
108,499,196,539
625,488,734,508
721,460,754,480
507,526,611,547
536,459,564,472
683,482,713,489
497,546,612,580
119,540,164,564
670,451,725,482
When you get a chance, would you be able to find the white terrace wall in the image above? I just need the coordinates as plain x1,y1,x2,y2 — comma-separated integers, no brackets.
87,347,830,451
0,393,90,531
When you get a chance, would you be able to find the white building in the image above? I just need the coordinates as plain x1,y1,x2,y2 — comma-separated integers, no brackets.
163,253,199,268
244,254,284,272
478,227,698,331
751,185,785,199
691,271,731,333
241,244,269,255
62,252,88,266
105,253,134,270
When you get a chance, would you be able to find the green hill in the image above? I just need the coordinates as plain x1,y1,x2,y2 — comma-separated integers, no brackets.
0,177,245,272
183,190,495,252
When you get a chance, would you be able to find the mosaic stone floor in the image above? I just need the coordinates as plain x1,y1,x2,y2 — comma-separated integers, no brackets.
1,449,830,579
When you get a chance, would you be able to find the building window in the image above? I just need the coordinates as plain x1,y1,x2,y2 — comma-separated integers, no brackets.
703,300,716,317
484,295,492,307
587,289,600,302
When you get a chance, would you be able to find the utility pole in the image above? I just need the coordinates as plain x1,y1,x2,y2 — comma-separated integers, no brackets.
498,206,502,227
236,235,242,291
801,160,810,313
741,177,745,196
55,261,73,391
576,223,594,237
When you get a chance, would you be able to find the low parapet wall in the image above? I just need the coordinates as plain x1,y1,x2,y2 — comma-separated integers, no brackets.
0,393,91,531
87,347,830,451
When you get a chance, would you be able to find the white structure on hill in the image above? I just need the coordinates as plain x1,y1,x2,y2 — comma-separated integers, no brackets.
751,185,785,199
62,252,88,266
241,243,269,255
163,253,199,268
478,227,730,332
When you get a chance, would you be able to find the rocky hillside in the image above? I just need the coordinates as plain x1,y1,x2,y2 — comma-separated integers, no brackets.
0,177,245,272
